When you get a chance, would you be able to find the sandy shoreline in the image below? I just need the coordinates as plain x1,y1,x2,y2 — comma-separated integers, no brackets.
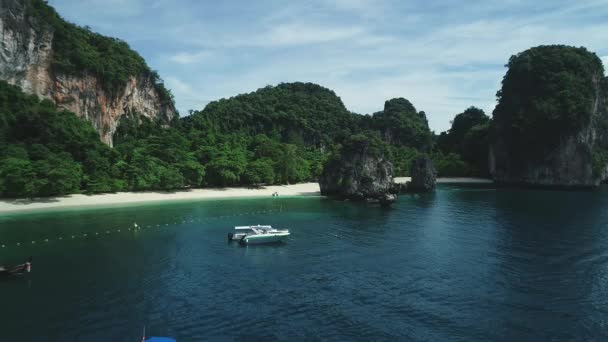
0,183,321,214
0,178,493,214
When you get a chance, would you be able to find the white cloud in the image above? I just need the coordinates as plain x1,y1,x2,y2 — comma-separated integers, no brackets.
48,0,608,132
323,0,386,16
263,23,364,46
168,51,213,65
602,56,608,74
165,76,195,96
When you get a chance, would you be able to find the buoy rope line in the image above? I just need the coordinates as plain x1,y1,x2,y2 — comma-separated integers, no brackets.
0,208,281,250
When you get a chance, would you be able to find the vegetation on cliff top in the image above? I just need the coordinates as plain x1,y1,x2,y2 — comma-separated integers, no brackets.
369,98,432,151
435,107,490,176
190,83,360,148
493,45,605,159
190,83,437,176
24,0,174,105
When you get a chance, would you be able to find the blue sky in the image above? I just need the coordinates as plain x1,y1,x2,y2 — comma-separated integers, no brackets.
48,0,608,132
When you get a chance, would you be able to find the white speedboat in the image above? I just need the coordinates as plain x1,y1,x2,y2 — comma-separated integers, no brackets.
228,225,290,245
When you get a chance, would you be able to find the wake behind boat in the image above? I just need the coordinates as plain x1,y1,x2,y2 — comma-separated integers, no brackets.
228,225,290,245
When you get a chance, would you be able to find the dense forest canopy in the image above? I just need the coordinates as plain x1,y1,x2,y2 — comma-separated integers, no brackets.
22,0,173,104
0,81,331,197
0,78,485,198
190,83,453,177
0,81,117,197
435,107,490,176
370,98,432,151
188,83,360,148
492,45,605,159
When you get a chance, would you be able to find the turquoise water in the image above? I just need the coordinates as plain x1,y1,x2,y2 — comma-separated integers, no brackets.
2,185,608,341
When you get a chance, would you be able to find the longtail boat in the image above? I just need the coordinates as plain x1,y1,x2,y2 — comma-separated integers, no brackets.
0,256,32,276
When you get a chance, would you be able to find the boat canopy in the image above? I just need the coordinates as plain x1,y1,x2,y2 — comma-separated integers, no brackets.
235,225,272,230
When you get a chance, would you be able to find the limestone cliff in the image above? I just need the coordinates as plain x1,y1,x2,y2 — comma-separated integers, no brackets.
408,155,437,192
490,45,608,188
319,135,395,205
0,0,176,146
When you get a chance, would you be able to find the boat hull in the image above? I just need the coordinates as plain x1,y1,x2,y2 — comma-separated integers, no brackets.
229,233,248,241
240,232,290,245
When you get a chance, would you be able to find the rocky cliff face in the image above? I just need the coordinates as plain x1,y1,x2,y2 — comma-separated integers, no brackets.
0,0,176,146
319,136,395,205
490,45,608,188
490,106,608,188
408,155,437,192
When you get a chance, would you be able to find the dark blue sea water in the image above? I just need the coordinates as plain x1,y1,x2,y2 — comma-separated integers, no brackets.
2,184,608,341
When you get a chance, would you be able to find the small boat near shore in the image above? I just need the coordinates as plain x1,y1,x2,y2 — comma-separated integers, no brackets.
228,225,290,245
0,257,32,277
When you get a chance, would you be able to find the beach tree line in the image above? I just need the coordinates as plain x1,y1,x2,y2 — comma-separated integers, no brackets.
0,81,488,198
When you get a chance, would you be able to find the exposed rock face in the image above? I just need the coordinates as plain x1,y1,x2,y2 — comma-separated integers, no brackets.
490,117,608,188
0,0,176,146
408,155,437,192
319,136,395,205
490,46,608,188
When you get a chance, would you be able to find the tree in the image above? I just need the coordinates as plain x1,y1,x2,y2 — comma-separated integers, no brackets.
435,107,490,176
204,145,247,187
276,144,311,184
438,107,489,155
0,158,39,198
34,154,83,196
243,159,275,185
159,166,184,190
179,159,205,187
371,98,433,151
432,152,469,177
462,122,490,176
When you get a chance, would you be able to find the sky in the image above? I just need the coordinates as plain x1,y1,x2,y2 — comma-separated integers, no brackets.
48,0,608,132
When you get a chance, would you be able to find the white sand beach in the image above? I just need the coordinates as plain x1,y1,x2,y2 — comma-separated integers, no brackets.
0,183,321,213
0,178,493,214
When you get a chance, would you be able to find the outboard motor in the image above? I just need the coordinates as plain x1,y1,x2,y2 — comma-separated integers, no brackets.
227,233,234,241
25,256,32,273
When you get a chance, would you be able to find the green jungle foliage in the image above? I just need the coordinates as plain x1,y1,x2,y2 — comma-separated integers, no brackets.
0,79,485,198
190,83,437,176
435,107,491,176
189,83,360,148
24,0,173,105
493,45,605,160
0,81,116,197
369,98,433,151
